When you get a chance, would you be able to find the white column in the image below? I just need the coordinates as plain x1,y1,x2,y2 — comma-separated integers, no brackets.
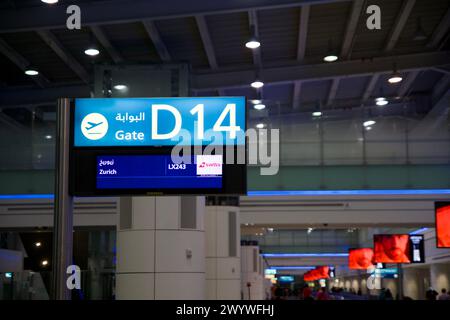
241,244,264,300
205,206,241,300
402,268,420,299
430,263,450,293
115,196,205,300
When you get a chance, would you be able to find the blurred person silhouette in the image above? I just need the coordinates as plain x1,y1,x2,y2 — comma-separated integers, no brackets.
384,288,393,300
438,288,450,300
316,287,330,300
426,287,439,300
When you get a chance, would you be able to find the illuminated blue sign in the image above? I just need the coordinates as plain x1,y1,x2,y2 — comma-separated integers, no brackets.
73,97,246,147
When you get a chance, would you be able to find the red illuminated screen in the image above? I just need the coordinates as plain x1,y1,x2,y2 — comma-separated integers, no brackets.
373,235,410,263
348,248,375,269
436,204,450,248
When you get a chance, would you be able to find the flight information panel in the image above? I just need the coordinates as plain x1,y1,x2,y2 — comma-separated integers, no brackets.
69,97,247,196
96,155,222,189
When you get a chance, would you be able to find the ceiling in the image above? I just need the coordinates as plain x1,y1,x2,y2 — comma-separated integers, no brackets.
0,0,449,128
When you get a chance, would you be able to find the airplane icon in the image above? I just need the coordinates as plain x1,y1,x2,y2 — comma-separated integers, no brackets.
86,121,103,131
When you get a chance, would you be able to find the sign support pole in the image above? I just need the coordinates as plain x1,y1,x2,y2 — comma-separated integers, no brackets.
51,98,74,300
397,263,403,300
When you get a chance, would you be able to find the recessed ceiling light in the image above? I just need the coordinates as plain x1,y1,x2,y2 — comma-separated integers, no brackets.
256,123,265,129
113,84,127,90
41,260,49,266
25,69,39,76
365,126,372,131
84,48,100,56
254,104,266,110
41,0,59,3
375,97,386,102
363,120,376,127
323,55,338,62
251,80,264,89
35,242,42,247
312,111,322,117
45,135,52,140
376,99,388,106
251,99,262,104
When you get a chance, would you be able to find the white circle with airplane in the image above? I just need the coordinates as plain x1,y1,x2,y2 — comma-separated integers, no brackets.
81,113,108,140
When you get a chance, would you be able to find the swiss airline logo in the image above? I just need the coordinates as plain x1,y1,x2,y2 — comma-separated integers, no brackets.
196,155,223,176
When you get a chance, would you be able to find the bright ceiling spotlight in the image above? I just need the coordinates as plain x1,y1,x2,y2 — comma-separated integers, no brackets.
388,72,403,84
245,25,261,49
363,120,376,127
323,55,338,62
41,0,59,3
312,111,322,117
25,68,39,76
254,104,266,110
251,80,264,89
251,99,262,105
375,96,386,102
365,126,372,131
245,39,261,49
113,84,127,90
376,99,388,106
41,260,49,266
256,123,265,129
45,135,52,140
84,47,100,56
35,242,42,247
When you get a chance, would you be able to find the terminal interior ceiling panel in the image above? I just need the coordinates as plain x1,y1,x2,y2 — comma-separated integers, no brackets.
0,0,450,304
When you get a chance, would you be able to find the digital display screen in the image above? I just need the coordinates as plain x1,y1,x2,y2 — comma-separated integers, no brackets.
96,155,222,190
348,248,375,270
373,234,425,264
436,202,450,248
409,235,425,263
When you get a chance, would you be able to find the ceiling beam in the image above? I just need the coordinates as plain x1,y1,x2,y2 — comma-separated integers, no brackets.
384,0,416,52
195,15,218,69
292,81,303,110
193,51,449,91
248,10,262,68
0,0,349,33
410,88,450,136
0,37,49,88
90,26,123,64
293,5,310,109
297,5,310,60
326,78,340,107
340,0,364,59
36,30,89,84
0,111,28,132
142,20,171,62
397,70,420,99
427,7,450,48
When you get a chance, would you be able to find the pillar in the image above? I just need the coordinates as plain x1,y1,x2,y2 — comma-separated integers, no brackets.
241,242,264,300
115,196,205,300
402,267,424,300
430,263,450,294
205,206,241,300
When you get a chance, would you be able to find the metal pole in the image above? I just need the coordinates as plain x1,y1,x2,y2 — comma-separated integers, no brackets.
51,98,73,300
397,263,403,300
